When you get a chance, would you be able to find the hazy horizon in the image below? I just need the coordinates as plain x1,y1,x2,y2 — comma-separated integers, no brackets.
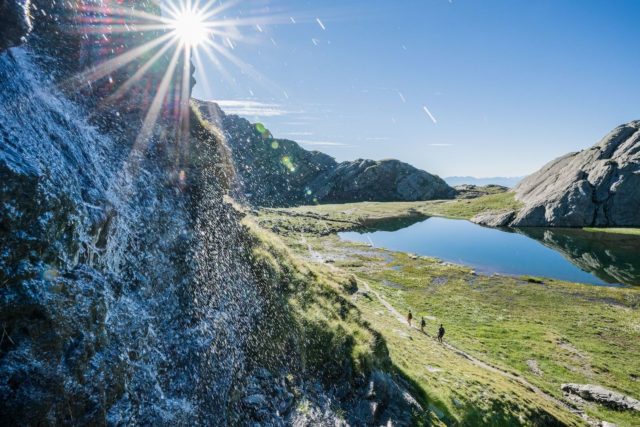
191,0,640,178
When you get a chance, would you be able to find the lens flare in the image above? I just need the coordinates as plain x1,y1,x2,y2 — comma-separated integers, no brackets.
65,0,287,169
169,7,209,46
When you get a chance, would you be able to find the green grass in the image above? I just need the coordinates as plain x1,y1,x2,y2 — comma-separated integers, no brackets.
422,191,523,219
584,227,640,236
242,218,391,379
256,208,640,426
241,218,446,425
257,192,523,236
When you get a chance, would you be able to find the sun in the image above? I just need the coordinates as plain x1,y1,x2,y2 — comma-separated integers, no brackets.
169,7,209,47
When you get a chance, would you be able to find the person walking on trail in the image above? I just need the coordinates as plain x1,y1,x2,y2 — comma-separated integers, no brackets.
437,324,445,343
420,317,426,333
407,310,413,327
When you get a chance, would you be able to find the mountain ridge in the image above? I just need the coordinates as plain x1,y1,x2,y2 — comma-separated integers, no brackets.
445,176,523,188
194,99,456,207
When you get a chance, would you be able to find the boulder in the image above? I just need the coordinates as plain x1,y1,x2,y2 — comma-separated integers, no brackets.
471,210,516,227
561,383,640,412
512,121,640,227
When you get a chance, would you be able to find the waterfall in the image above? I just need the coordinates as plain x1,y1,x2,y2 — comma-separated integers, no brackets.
0,29,258,427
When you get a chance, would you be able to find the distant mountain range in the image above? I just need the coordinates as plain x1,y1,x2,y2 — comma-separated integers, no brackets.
444,176,524,188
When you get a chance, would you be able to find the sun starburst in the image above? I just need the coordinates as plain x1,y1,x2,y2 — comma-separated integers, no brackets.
168,5,209,47
63,0,287,166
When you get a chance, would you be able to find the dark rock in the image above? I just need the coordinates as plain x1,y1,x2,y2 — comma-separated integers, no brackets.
347,370,421,426
244,394,268,408
352,400,377,425
256,367,272,380
0,0,31,51
278,393,294,414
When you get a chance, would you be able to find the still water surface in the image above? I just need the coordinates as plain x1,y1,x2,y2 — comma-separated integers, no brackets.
339,217,640,286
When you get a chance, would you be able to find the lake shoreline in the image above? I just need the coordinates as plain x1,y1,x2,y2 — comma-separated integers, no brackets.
252,206,640,426
258,199,640,287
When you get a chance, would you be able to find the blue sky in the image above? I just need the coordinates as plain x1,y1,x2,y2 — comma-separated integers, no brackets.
190,0,640,177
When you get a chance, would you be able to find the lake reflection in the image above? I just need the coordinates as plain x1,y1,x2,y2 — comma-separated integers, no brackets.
339,217,640,286
515,227,640,286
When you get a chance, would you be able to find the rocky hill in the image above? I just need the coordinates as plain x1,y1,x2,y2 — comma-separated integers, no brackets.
0,2,421,424
194,100,455,207
511,121,640,227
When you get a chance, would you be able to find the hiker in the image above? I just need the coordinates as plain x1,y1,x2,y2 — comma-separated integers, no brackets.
437,324,445,343
420,317,426,333
407,310,413,327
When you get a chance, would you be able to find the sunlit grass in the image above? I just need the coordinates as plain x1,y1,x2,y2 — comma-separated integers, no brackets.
256,208,640,426
584,227,640,236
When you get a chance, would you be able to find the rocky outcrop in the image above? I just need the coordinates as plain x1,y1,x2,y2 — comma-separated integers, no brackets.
231,369,421,426
194,99,455,207
1,4,427,425
455,184,509,199
471,210,516,227
0,0,31,52
512,121,640,227
315,158,455,203
561,384,640,412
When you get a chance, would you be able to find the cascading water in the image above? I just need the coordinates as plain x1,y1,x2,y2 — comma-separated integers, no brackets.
1,2,425,426
0,2,260,424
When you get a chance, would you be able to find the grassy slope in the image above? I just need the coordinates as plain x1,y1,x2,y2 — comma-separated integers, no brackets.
258,192,522,236
584,228,640,236
254,208,640,427
240,218,444,426
356,250,640,427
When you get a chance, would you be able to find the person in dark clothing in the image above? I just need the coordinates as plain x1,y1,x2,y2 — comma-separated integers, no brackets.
407,310,413,327
420,317,426,333
437,324,445,343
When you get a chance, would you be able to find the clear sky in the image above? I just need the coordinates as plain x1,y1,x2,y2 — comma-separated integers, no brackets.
190,0,640,178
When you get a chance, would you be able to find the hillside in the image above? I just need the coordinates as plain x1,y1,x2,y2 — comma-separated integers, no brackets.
0,2,426,424
253,204,640,426
511,121,640,227
194,99,455,207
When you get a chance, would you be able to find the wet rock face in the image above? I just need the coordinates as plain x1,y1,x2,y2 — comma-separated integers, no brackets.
194,99,456,207
0,2,258,424
0,4,421,425
0,44,257,422
0,0,32,51
513,121,640,227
